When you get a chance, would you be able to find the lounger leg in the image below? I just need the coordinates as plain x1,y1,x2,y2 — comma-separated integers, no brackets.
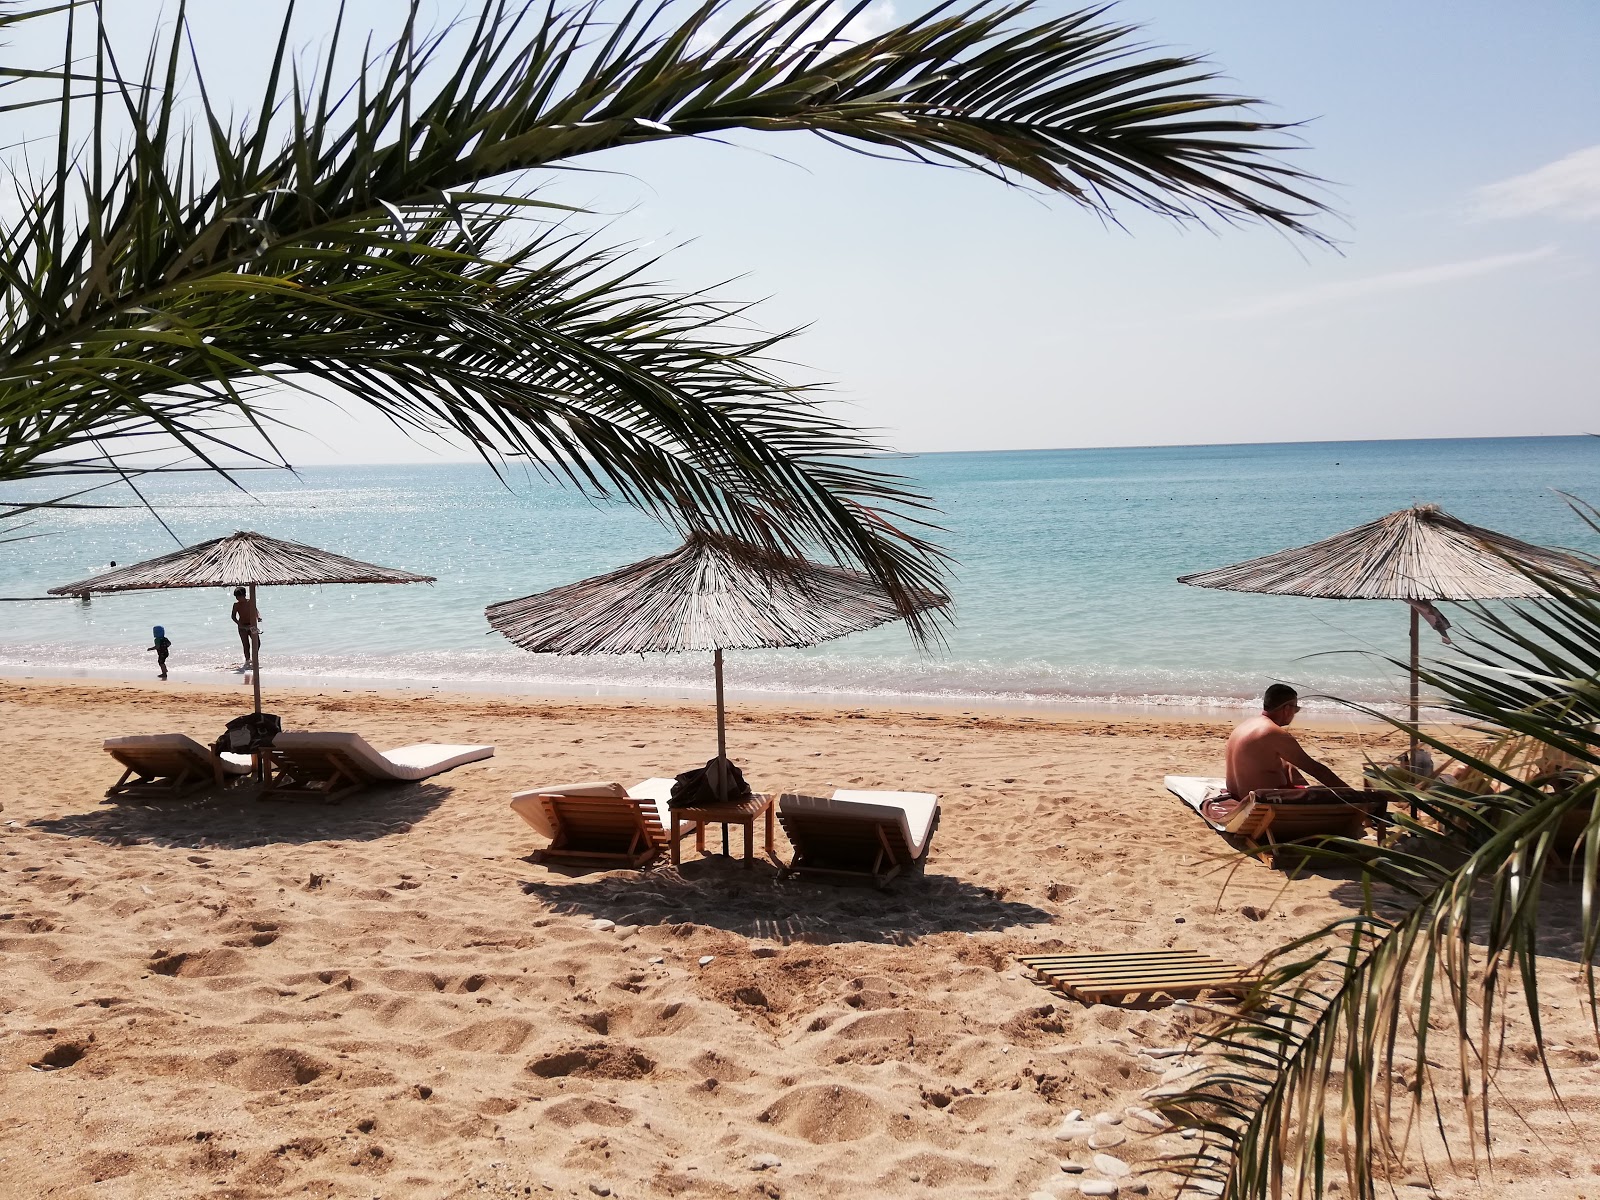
324,765,364,802
742,817,753,868
672,815,683,867
764,804,776,861
873,826,898,889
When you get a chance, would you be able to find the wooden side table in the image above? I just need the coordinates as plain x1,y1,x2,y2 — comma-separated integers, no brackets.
670,792,776,869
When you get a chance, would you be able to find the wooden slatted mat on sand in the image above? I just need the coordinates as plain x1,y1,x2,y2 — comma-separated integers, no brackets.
1019,950,1260,1009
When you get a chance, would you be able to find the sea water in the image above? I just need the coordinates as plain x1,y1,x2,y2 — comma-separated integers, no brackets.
2,436,1596,712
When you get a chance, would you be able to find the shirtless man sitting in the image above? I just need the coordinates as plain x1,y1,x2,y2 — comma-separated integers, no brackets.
1225,684,1350,800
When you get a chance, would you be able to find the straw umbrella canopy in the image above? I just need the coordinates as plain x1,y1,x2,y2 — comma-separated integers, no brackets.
1177,504,1600,746
50,530,434,713
486,531,948,797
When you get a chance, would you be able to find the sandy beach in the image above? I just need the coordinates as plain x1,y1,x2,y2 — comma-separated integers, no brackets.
2,678,1596,1200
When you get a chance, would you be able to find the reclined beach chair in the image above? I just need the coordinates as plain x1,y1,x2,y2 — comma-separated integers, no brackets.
510,778,684,869
1165,775,1388,858
776,789,941,888
265,732,493,802
103,734,254,801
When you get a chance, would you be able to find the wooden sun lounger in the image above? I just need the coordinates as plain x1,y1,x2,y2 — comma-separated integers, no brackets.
510,778,687,869
776,789,941,888
103,734,254,801
1019,949,1260,1009
1165,775,1389,860
265,732,494,802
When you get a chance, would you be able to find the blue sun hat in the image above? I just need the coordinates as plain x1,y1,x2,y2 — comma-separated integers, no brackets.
153,625,165,638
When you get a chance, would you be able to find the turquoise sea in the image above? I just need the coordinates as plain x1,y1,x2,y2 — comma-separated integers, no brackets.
2,436,1597,712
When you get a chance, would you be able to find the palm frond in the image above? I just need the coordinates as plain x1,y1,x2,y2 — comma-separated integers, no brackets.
2,0,1331,628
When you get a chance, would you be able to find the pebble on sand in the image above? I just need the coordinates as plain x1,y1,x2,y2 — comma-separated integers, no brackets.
1125,1106,1170,1131
1059,1160,1087,1173
750,1154,782,1171
1054,1120,1096,1141
1091,1154,1129,1178
1079,1179,1119,1196
1086,1130,1125,1150
589,919,615,932
697,955,715,966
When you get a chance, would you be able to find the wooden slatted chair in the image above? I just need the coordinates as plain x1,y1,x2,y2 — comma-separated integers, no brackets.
511,778,688,869
776,789,940,888
103,734,254,801
1165,776,1389,862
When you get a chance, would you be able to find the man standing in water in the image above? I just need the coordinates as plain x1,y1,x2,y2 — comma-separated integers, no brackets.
230,587,260,670
1225,683,1350,798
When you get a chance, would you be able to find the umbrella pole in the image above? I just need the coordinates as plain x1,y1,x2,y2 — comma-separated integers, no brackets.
250,583,262,716
1408,606,1420,760
714,647,730,853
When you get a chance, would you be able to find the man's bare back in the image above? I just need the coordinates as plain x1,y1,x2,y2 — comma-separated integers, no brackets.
1225,686,1349,797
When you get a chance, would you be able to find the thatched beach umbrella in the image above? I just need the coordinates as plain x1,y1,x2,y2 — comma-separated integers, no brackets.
50,530,434,713
1178,504,1600,748
486,531,948,797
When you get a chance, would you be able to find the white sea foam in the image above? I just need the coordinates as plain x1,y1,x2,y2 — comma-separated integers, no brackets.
0,639,1414,715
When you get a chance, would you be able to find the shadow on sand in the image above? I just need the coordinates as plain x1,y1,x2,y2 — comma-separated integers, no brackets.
27,781,452,849
517,853,1056,946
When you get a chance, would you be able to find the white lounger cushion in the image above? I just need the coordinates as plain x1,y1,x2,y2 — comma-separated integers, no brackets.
779,789,940,857
1164,775,1233,831
273,732,493,782
510,778,677,838
104,733,254,774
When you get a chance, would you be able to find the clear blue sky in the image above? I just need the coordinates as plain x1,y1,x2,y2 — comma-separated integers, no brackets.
80,2,1600,459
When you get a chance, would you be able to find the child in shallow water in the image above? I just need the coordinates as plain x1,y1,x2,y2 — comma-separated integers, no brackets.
148,625,171,680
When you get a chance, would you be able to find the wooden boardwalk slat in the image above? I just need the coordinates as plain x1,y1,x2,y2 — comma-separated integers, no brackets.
1018,950,1260,1009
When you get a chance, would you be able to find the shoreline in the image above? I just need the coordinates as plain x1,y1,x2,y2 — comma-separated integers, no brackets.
0,661,1421,727
0,670,1408,731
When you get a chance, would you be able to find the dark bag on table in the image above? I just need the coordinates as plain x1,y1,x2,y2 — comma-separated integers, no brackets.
669,756,751,809
213,712,282,755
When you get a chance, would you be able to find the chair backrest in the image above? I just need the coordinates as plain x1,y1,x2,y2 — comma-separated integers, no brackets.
549,792,665,847
105,734,212,775
510,782,628,839
779,791,939,859
778,793,923,864
272,732,395,781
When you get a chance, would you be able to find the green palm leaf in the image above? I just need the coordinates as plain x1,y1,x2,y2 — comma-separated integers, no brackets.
2,0,1329,624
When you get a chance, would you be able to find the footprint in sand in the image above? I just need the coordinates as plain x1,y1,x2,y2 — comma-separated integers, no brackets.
526,1043,654,1080
148,948,248,978
29,1041,88,1071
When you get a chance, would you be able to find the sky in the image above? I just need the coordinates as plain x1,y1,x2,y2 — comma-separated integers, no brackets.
49,1,1600,461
